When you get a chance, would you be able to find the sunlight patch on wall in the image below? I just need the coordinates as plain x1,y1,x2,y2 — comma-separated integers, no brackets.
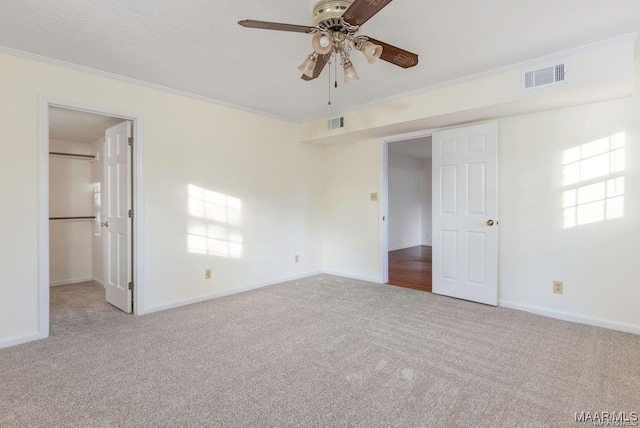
188,185,241,225
187,185,243,258
562,132,625,228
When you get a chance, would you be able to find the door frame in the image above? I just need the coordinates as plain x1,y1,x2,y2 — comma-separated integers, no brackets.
38,96,146,339
380,129,435,284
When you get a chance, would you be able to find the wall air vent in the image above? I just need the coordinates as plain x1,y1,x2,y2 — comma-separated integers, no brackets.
523,63,568,91
327,116,345,131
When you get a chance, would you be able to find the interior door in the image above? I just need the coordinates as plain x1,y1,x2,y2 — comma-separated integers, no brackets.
432,122,498,305
103,121,132,313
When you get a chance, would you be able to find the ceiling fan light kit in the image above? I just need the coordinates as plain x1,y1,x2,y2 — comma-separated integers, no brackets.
361,40,383,64
239,0,418,93
298,53,319,78
343,58,360,84
312,32,334,55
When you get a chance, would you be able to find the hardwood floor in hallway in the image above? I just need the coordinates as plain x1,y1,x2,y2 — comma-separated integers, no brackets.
388,245,432,292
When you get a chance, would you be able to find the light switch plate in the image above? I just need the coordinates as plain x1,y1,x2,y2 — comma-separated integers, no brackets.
371,193,378,202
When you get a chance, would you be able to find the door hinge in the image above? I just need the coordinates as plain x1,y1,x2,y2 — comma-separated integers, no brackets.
128,281,134,291
128,137,134,147
128,209,134,219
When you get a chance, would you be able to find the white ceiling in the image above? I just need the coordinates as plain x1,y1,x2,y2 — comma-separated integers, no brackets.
2,1,640,122
389,136,432,159
49,107,123,143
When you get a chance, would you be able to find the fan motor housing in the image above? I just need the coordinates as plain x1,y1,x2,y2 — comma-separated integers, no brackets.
313,0,354,26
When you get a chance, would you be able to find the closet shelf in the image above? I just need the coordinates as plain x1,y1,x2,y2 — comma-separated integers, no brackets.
49,152,96,159
49,216,96,221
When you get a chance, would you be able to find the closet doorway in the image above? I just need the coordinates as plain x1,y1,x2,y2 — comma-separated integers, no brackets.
385,136,433,292
39,100,145,339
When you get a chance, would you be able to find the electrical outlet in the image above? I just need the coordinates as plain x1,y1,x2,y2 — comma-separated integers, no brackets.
205,269,212,280
553,281,563,294
295,255,299,263
370,193,378,202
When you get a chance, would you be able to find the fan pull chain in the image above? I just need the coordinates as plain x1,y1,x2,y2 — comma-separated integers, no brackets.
334,57,338,88
328,55,332,106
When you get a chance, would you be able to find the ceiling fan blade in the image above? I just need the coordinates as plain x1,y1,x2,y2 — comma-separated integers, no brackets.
343,0,394,26
238,20,315,34
301,55,329,81
364,37,418,68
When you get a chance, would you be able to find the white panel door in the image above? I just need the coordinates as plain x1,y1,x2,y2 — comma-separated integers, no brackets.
432,123,498,306
103,121,132,313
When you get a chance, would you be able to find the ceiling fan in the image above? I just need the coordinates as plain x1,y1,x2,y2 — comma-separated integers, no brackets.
238,0,419,84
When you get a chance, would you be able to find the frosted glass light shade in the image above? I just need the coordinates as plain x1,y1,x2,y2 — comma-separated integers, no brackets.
343,62,360,84
298,54,318,78
362,41,383,64
312,32,333,55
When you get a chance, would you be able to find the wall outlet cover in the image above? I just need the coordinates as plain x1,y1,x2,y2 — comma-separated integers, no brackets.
553,280,563,294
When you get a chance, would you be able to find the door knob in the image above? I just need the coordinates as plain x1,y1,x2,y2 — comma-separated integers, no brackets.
101,221,109,228
486,219,495,226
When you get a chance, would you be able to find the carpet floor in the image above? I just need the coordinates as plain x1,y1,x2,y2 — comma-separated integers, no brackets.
1,275,639,427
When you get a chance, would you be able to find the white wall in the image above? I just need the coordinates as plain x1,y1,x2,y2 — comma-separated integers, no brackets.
48,140,93,285
421,159,432,246
322,140,380,282
91,137,104,285
317,38,640,334
0,50,323,346
498,96,640,330
2,37,638,347
321,92,640,333
388,152,423,250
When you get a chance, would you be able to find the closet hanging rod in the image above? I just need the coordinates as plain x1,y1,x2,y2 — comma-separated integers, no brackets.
49,216,96,220
49,152,95,159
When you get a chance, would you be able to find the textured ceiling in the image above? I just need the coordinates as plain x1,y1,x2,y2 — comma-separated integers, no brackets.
2,1,640,122
49,107,123,143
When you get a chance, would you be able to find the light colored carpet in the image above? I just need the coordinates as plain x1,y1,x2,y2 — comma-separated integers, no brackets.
48,282,127,336
1,275,639,427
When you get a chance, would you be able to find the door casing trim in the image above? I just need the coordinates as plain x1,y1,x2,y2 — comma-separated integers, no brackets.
38,96,146,339
380,129,435,284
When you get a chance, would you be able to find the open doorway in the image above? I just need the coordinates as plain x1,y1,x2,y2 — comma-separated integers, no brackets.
49,107,128,332
386,136,433,292
39,100,145,339
381,123,499,305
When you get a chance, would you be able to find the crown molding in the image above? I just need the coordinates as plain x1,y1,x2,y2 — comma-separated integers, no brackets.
297,32,640,123
2,31,638,125
0,46,296,124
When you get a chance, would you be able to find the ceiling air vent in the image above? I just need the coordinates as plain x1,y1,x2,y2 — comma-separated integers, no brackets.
327,116,345,131
523,63,567,91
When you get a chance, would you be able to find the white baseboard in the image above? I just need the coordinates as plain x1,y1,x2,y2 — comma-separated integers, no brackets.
143,271,323,315
50,277,93,287
322,270,381,284
92,278,105,287
0,332,41,349
388,242,423,251
499,300,640,335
